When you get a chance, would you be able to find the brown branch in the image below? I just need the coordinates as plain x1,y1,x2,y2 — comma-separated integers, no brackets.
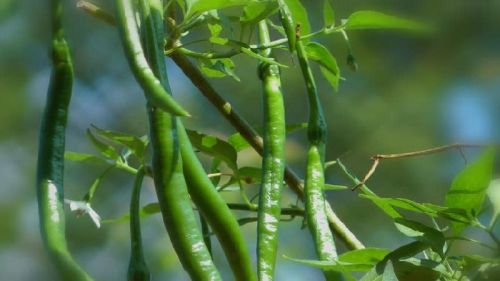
76,6,365,250
169,52,365,250
354,143,489,190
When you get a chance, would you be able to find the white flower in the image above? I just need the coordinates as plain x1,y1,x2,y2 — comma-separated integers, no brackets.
64,199,101,228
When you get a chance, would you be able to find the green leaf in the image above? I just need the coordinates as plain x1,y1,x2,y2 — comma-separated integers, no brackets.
344,10,430,32
394,218,445,256
228,133,251,152
240,47,288,67
208,23,228,45
199,58,240,81
102,202,160,224
305,42,340,92
221,166,262,189
382,261,398,281
391,260,442,281
381,241,429,266
91,125,148,160
487,178,500,222
323,0,335,27
445,148,495,234
185,0,253,19
324,184,348,191
285,248,390,272
64,152,108,165
241,0,278,24
86,129,120,160
360,194,448,218
284,0,310,36
186,130,238,171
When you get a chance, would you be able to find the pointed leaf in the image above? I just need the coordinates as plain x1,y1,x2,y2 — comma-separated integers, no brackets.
305,42,340,91
86,129,120,160
323,0,335,27
445,148,495,233
344,10,430,32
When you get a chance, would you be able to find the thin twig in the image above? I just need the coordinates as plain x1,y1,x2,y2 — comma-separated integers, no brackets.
354,143,489,190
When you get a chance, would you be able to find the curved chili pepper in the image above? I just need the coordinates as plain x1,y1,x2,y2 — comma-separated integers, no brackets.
178,121,257,281
137,0,221,280
114,0,190,117
36,1,93,280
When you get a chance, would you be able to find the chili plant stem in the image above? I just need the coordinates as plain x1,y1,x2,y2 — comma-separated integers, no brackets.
36,0,93,280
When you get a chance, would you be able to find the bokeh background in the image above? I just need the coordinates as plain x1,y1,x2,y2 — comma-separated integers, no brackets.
1,0,499,280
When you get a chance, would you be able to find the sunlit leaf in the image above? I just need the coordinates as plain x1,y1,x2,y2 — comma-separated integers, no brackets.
199,58,240,81
65,152,109,165
91,125,148,160
186,130,238,171
285,248,390,272
306,42,340,92
487,178,500,222
185,0,254,19
394,218,445,256
344,10,430,32
284,0,310,36
323,0,335,27
240,47,288,67
86,129,121,160
241,0,278,24
324,184,348,191
445,148,495,234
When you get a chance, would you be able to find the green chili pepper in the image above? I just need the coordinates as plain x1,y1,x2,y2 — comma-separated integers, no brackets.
277,0,296,52
128,167,150,281
178,120,257,281
256,20,287,281
36,1,93,280
114,0,190,117
279,7,344,280
138,1,221,280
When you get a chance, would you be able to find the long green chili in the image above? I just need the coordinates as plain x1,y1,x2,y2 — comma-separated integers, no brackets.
114,0,190,117
177,121,257,281
128,167,150,281
36,1,93,280
136,0,221,280
279,3,343,279
256,20,287,281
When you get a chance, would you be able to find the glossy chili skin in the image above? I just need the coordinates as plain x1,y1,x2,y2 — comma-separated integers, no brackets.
256,21,287,281
178,121,257,281
277,0,296,52
128,167,150,281
36,1,93,280
295,35,344,281
114,0,190,117
137,0,221,280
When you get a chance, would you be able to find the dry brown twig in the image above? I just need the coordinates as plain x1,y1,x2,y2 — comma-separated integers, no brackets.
353,143,491,190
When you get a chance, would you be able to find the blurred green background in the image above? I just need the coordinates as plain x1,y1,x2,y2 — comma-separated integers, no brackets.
1,0,499,280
